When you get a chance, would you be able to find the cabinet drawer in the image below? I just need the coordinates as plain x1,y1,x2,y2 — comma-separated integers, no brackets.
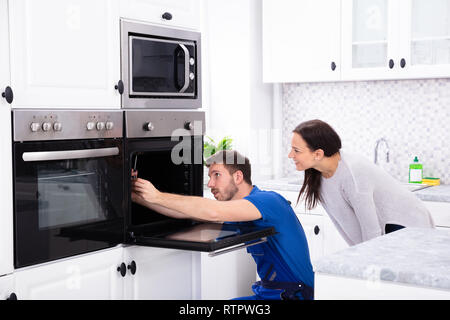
423,201,450,228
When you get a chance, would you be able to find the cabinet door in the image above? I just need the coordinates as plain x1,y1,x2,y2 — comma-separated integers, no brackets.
119,0,201,30
341,0,401,80
398,0,450,79
0,274,15,300
198,250,256,300
262,0,341,83
296,214,324,263
123,246,194,300
9,0,121,109
0,0,13,278
15,247,124,300
323,216,349,255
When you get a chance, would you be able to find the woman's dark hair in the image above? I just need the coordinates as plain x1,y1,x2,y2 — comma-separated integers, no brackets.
293,119,342,210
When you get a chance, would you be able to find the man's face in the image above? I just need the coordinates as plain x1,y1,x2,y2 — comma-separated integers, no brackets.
207,163,239,201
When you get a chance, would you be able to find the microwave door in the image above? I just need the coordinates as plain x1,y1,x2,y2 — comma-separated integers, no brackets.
128,221,276,257
129,37,195,97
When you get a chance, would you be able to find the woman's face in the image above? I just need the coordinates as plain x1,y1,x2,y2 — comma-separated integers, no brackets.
288,133,317,171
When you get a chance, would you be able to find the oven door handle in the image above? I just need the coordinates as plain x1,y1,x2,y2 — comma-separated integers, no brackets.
22,147,120,162
178,44,190,93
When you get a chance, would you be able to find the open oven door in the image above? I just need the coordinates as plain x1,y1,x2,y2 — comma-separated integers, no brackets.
127,219,276,257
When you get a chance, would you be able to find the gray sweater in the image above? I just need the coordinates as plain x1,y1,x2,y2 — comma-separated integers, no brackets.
319,151,435,245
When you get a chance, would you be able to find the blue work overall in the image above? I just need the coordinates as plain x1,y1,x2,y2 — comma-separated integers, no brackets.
241,241,313,300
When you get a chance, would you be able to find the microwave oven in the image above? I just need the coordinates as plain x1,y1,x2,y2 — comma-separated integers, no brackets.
120,20,202,109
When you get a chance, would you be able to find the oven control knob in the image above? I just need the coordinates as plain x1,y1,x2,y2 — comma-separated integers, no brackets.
96,122,105,131
105,121,114,130
42,122,52,132
143,122,154,131
189,57,195,66
189,72,195,80
86,122,95,131
184,121,194,131
30,122,40,132
53,122,62,131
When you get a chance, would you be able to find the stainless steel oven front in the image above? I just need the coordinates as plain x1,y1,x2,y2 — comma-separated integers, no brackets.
12,110,124,268
120,20,202,109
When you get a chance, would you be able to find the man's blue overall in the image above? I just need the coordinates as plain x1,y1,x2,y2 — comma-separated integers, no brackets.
233,186,314,300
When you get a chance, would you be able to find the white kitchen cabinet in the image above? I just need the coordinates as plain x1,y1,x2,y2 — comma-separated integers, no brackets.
399,0,450,79
423,200,450,229
0,274,16,300
341,0,450,80
14,247,124,300
119,0,201,30
0,0,13,278
262,0,341,83
8,0,121,109
123,246,195,300
296,214,324,264
198,250,256,300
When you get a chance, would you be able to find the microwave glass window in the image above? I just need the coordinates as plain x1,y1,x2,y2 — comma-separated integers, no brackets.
131,38,194,94
36,160,106,230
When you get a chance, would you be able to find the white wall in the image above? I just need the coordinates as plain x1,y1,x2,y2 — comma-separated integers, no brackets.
201,0,274,181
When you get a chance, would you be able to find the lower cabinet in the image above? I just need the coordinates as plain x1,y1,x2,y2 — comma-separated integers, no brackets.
0,274,15,300
14,246,124,300
123,246,195,300
197,250,256,300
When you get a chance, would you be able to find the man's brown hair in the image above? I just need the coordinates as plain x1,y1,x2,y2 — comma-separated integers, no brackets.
205,150,252,185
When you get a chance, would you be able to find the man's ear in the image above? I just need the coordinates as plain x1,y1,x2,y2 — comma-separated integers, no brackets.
233,170,244,185
314,149,325,160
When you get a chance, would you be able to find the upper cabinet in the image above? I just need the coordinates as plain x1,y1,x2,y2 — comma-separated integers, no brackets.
262,0,341,82
119,0,201,30
8,0,121,109
263,0,450,82
398,0,450,79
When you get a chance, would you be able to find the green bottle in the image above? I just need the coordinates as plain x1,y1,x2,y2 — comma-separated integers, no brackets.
409,156,423,184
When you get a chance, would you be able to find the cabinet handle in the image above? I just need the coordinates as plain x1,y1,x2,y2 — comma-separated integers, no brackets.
314,225,320,235
1,86,13,104
400,58,406,68
127,260,137,275
388,59,394,69
162,12,173,20
114,80,124,95
331,61,336,71
117,262,126,277
6,293,17,300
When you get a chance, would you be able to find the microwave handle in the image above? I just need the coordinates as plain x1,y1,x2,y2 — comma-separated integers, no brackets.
178,44,190,93
22,147,120,162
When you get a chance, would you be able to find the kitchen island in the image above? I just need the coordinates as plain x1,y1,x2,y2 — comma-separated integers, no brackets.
313,227,450,299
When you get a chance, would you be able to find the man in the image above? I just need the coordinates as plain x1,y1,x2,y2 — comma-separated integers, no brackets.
131,150,314,300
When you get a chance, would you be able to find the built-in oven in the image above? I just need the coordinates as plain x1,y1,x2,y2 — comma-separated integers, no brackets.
12,110,124,268
120,20,201,109
123,110,275,256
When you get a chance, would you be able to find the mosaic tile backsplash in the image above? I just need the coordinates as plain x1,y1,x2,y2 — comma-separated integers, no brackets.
282,79,450,184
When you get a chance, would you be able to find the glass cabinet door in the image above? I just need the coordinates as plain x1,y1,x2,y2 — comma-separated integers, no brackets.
341,0,399,80
410,0,450,66
399,0,450,78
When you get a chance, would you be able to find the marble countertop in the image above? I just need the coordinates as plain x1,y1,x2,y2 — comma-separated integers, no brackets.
313,227,450,291
255,177,450,203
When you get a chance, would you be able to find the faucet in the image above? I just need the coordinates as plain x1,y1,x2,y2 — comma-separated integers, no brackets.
374,138,390,165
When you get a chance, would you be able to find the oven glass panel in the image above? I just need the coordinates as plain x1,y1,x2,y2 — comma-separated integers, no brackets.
131,37,195,95
37,166,103,230
14,139,124,268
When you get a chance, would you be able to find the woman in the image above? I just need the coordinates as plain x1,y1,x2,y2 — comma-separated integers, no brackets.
288,119,434,245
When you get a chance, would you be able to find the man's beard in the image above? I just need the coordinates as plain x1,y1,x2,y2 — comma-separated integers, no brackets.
213,179,238,201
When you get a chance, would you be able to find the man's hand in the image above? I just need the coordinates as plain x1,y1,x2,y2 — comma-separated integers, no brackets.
131,178,161,205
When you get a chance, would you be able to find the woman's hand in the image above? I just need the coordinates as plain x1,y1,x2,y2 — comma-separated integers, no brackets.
131,178,161,205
